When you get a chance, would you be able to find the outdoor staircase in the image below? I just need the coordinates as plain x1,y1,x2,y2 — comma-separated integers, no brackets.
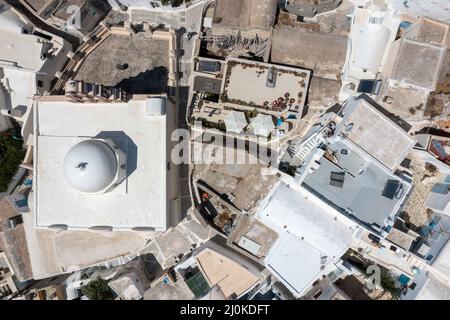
287,134,323,163
51,23,111,94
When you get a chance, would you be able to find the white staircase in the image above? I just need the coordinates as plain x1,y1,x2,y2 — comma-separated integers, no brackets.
287,133,323,164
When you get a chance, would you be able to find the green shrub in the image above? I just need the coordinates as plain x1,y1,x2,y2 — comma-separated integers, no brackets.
82,277,113,300
0,131,25,192
380,269,402,299
161,0,186,7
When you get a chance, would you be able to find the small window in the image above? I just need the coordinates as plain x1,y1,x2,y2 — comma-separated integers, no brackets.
313,290,322,299
37,80,44,88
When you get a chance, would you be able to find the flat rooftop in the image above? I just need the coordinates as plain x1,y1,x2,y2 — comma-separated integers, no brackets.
34,96,168,230
302,140,412,228
1,68,37,111
144,277,194,300
433,239,450,280
380,82,429,116
193,76,222,94
74,33,170,94
426,177,450,216
386,227,416,251
212,0,277,31
23,208,152,279
0,196,33,281
193,145,279,211
231,216,279,260
224,58,311,109
416,18,450,47
307,76,341,109
256,181,355,297
391,38,445,91
0,5,63,72
195,248,260,299
271,26,347,79
415,275,450,300
338,95,416,170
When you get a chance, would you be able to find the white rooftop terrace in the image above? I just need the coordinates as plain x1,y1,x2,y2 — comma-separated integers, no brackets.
0,3,65,72
302,139,412,230
256,180,358,297
425,176,450,216
33,95,169,231
337,95,416,171
343,6,400,83
414,275,450,300
0,2,71,136
0,5,37,113
1,68,36,110
388,0,450,24
22,204,152,279
432,233,450,280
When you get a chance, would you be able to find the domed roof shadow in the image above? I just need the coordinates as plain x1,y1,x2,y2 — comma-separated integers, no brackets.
94,131,137,179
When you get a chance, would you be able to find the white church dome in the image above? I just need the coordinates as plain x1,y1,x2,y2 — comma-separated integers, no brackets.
63,140,118,193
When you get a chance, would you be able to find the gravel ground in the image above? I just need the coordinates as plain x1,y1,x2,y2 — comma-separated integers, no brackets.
402,154,441,228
